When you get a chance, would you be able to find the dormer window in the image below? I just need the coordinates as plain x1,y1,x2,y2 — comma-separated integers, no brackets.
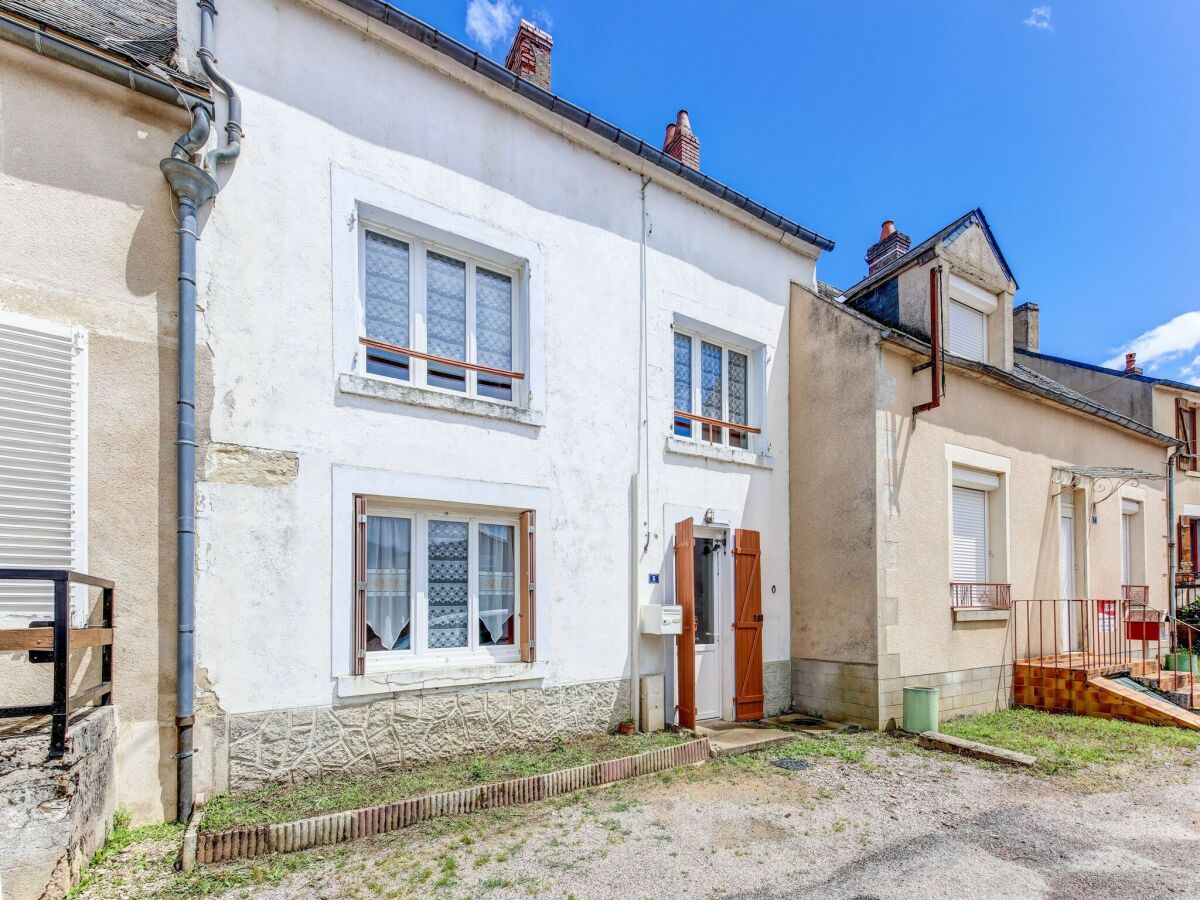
945,275,997,364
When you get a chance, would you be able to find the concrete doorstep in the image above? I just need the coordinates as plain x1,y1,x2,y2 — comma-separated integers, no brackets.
917,731,1037,768
695,721,799,757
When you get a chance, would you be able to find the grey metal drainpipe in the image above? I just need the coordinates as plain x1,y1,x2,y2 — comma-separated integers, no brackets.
1169,448,1178,620
160,0,242,825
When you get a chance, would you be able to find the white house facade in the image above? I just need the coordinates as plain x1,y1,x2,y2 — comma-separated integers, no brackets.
181,0,830,795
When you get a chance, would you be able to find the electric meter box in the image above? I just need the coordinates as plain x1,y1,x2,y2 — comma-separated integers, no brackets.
639,604,683,635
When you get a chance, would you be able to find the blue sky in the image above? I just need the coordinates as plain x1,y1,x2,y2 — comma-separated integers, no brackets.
396,1,1200,383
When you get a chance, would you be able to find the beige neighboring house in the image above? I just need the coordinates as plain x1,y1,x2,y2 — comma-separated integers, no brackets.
0,0,208,820
1014,336,1200,605
789,211,1179,729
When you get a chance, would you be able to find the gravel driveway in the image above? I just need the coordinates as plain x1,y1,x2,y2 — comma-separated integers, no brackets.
80,736,1200,899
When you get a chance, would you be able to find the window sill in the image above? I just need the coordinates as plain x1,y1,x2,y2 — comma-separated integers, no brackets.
664,435,774,470
336,660,548,699
338,373,544,427
952,607,1010,623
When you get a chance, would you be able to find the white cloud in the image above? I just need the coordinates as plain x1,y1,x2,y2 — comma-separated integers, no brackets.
466,0,521,51
1023,6,1054,31
1102,311,1200,376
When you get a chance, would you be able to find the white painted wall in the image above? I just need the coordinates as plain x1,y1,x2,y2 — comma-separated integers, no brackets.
191,0,818,718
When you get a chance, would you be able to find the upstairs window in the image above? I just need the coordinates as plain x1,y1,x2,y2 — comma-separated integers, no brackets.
361,228,523,403
945,275,997,364
672,329,759,449
946,300,986,362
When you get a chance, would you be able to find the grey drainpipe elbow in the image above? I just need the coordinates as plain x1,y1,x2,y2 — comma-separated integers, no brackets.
171,104,211,160
197,1,242,169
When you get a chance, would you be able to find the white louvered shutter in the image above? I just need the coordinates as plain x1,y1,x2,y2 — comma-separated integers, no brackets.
0,320,81,626
947,300,986,362
952,486,988,583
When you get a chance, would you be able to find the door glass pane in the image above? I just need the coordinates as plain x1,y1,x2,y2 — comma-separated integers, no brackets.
478,523,515,646
426,252,467,391
427,520,469,648
674,332,692,437
475,267,514,401
728,350,749,449
364,231,411,381
700,342,723,442
365,516,411,651
693,538,717,645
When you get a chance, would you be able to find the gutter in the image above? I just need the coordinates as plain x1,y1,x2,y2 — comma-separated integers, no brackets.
332,0,834,253
0,10,210,111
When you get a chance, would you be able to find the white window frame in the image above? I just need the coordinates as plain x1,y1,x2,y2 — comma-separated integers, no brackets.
671,325,760,451
363,500,521,670
358,221,526,406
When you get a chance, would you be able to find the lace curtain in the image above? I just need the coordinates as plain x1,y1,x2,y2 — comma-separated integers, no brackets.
366,516,411,651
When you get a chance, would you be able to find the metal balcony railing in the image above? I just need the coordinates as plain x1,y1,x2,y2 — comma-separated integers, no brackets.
0,569,114,757
1122,584,1150,604
950,582,1012,609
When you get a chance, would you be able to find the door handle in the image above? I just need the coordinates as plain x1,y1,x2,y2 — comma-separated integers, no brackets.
753,614,764,622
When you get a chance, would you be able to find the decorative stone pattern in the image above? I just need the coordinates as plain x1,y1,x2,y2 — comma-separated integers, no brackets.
228,678,629,791
196,737,710,867
763,660,791,717
0,706,116,900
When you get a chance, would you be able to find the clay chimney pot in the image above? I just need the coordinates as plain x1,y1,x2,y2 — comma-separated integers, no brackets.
880,220,896,240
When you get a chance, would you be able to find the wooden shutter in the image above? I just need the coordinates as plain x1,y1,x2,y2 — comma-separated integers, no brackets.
519,510,536,662
673,517,697,730
1181,519,1196,578
0,321,80,626
951,487,988,583
353,495,367,675
733,529,765,722
1179,399,1198,472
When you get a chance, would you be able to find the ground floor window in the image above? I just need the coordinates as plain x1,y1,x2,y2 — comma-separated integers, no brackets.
353,500,534,670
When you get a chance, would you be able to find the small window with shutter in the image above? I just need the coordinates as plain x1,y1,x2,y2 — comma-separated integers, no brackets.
1178,399,1198,472
351,498,533,670
0,317,85,628
946,300,987,363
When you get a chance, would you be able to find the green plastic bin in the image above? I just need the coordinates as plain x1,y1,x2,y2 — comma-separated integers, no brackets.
903,686,939,734
1163,652,1200,674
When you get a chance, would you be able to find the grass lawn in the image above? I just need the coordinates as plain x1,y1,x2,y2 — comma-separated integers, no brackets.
940,708,1200,775
201,731,690,832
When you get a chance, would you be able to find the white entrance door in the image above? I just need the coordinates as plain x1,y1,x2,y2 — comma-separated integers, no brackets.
693,535,723,722
1059,494,1079,652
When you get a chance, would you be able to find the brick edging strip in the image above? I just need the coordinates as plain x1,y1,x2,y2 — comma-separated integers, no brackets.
195,737,711,865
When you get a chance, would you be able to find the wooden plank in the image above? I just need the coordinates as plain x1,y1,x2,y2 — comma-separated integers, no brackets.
0,627,112,652
69,681,112,712
674,517,697,730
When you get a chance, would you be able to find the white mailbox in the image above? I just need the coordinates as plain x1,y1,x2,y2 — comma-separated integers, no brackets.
640,604,683,635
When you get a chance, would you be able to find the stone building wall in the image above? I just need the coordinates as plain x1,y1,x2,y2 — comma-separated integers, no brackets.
0,706,116,900
763,660,792,717
226,679,629,792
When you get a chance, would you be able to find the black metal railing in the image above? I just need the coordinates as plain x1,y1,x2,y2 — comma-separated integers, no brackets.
0,569,114,757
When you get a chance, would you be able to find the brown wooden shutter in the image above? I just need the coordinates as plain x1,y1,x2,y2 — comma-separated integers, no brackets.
1179,399,1198,472
733,529,765,721
519,510,536,662
353,495,368,675
673,517,697,730
1182,519,1197,579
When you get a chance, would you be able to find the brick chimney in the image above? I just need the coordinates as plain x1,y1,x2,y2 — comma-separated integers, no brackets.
1124,352,1143,376
662,110,700,170
865,220,912,275
504,20,553,90
1013,302,1039,352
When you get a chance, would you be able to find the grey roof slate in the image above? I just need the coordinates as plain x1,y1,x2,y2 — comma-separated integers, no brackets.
1016,348,1200,396
0,0,181,71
